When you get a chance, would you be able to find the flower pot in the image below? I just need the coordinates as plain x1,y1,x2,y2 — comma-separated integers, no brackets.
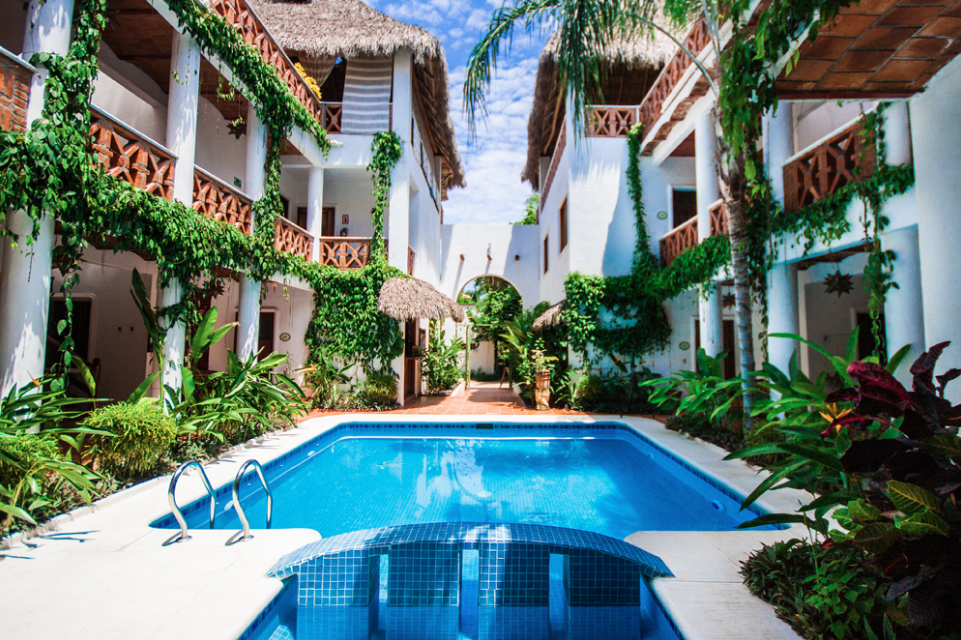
534,371,551,410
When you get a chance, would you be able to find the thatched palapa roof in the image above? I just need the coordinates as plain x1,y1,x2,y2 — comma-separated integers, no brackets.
532,299,566,332
251,0,465,190
523,28,678,188
379,277,466,323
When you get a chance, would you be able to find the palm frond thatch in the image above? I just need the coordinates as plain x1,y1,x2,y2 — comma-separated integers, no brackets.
379,277,466,323
532,299,566,331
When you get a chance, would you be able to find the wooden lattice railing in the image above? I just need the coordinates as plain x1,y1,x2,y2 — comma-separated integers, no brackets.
540,124,567,210
319,237,381,269
586,106,640,137
192,167,252,234
275,217,313,260
0,48,31,133
320,102,342,134
659,216,698,267
638,19,712,133
90,108,176,200
209,0,324,124
782,121,875,212
709,199,728,236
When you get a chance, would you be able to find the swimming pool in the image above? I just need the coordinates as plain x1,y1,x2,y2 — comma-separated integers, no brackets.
153,422,773,539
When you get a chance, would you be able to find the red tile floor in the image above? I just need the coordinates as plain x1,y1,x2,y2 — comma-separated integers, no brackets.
303,381,669,421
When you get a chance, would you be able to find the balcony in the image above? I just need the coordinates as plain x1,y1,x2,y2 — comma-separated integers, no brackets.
0,47,32,133
782,120,875,213
319,237,382,269
275,217,314,261
193,167,252,234
90,107,176,201
586,106,640,138
659,200,728,267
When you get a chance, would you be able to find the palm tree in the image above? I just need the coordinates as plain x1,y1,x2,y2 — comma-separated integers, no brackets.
464,0,760,418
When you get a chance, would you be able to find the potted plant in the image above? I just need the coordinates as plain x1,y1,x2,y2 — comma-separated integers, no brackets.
531,349,556,410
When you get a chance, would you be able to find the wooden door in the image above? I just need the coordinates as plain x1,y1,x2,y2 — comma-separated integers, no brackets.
404,319,418,398
694,318,737,379
321,207,336,237
258,311,275,359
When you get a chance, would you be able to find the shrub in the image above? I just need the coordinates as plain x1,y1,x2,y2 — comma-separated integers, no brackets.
360,371,398,407
422,328,464,394
665,414,743,452
0,434,60,493
86,402,177,478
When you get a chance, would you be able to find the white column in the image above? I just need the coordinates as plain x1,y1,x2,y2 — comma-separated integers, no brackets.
695,110,722,358
387,50,412,273
306,167,325,262
0,0,74,394
765,101,794,204
237,102,267,359
882,226,924,385
158,31,201,390
883,101,911,166
767,263,800,373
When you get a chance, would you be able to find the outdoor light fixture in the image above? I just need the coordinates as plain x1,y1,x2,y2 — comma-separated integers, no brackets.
459,254,465,260
515,254,520,261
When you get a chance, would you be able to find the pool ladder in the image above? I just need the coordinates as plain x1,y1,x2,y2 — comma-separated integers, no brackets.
164,460,273,547
164,461,217,546
226,459,273,546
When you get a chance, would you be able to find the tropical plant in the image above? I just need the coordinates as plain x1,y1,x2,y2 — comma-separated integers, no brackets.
641,348,744,429
0,376,103,527
512,194,539,225
360,370,398,408
422,327,465,394
299,350,353,409
500,321,555,393
85,401,177,478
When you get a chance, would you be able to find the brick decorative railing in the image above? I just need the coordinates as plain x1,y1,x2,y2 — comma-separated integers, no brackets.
659,216,698,267
709,199,728,236
638,19,712,134
782,121,875,212
90,108,176,200
319,102,342,134
193,167,252,234
275,217,314,260
0,48,31,133
209,0,324,124
318,237,383,269
586,106,640,137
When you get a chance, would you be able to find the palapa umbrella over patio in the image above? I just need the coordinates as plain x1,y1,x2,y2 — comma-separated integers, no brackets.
523,22,678,188
533,299,567,332
250,0,465,191
378,277,466,323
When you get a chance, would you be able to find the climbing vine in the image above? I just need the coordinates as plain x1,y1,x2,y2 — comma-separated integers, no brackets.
562,123,731,366
0,0,405,379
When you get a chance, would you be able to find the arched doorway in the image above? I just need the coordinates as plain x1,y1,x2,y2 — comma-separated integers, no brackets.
457,276,523,381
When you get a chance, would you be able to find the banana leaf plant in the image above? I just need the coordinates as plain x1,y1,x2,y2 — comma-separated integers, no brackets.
640,348,744,428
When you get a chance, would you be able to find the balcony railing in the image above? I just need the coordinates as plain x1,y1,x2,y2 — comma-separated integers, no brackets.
209,0,324,124
659,200,729,267
319,102,342,134
586,106,640,137
275,217,314,260
193,167,252,234
540,125,567,211
0,47,32,133
782,120,876,212
90,107,176,201
319,237,382,269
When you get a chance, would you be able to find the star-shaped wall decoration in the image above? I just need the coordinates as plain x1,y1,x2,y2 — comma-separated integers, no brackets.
722,293,735,309
227,119,247,139
824,270,854,298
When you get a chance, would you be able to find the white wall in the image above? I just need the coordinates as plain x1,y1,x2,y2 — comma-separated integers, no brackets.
193,95,248,190
792,101,877,152
439,224,541,310
92,43,168,144
322,175,377,237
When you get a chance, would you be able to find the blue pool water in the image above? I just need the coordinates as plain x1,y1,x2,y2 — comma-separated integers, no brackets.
154,423,771,540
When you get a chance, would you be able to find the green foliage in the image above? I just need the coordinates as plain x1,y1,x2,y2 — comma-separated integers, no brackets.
422,324,465,394
299,350,353,409
642,348,744,429
360,370,398,408
86,401,177,479
512,194,539,225
563,125,730,365
741,539,888,640
666,413,743,452
467,277,523,344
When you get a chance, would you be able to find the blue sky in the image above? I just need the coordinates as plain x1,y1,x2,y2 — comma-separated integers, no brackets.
366,0,549,225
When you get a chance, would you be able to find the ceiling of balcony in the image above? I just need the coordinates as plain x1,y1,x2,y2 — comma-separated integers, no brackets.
103,0,248,122
777,0,961,97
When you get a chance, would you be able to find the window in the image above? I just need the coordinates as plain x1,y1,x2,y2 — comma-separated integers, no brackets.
543,234,549,273
559,198,568,251
321,207,336,237
296,206,308,229
672,188,697,228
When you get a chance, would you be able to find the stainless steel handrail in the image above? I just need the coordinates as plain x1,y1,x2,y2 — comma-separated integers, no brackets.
165,461,216,546
227,459,272,545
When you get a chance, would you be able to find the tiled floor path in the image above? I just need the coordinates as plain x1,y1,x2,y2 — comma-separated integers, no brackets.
304,381,669,420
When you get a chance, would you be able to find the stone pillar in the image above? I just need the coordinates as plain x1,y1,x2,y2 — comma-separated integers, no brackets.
0,0,74,394
387,50,411,274
883,101,911,166
158,31,201,390
237,102,267,359
767,263,800,373
695,110,722,358
306,167,325,263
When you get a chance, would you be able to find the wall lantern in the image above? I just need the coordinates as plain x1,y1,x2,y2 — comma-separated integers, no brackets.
459,254,465,261
514,254,520,261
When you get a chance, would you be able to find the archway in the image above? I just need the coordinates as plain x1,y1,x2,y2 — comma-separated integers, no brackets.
457,276,523,381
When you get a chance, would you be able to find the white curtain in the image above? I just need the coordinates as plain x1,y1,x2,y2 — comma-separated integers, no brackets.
341,56,393,134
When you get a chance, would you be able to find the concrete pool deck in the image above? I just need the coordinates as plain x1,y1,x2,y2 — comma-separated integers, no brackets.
0,414,809,640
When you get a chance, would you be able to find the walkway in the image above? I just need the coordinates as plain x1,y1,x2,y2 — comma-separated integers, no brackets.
395,381,583,415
